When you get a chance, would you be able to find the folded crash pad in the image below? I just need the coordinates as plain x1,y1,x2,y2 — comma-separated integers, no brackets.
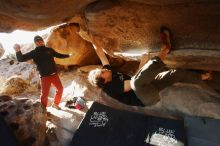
184,116,220,146
70,102,186,146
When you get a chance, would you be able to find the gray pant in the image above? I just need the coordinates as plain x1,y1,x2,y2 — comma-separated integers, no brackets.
130,57,206,106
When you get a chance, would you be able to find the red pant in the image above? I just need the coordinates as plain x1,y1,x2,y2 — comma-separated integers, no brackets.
40,73,63,107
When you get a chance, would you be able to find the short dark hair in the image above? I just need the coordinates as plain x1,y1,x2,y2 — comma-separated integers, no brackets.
96,77,105,88
34,35,43,42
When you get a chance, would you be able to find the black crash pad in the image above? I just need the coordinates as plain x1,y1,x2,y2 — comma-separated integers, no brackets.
70,102,186,146
0,116,19,146
184,116,220,146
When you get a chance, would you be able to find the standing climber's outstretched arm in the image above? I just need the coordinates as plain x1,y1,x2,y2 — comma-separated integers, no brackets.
14,44,33,62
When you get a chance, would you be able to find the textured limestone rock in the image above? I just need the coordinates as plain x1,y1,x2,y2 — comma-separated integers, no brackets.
0,76,37,95
0,0,220,70
85,0,220,53
83,0,220,70
0,43,4,58
0,0,97,32
0,58,39,87
159,83,220,119
46,24,100,66
0,95,47,146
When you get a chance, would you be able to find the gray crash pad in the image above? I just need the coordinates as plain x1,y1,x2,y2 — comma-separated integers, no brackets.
184,116,220,146
71,102,186,146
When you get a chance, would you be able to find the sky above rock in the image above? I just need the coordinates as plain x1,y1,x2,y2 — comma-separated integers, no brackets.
0,27,52,54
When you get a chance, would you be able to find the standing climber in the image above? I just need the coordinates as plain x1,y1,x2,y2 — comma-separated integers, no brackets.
14,35,71,110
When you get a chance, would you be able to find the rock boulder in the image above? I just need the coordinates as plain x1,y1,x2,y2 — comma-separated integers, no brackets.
159,83,220,119
46,24,100,66
0,76,37,96
0,95,47,146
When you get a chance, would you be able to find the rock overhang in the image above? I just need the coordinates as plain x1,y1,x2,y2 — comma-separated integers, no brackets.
1,0,220,70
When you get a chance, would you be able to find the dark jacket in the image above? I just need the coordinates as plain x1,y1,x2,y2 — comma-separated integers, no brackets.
102,65,144,106
16,46,69,77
